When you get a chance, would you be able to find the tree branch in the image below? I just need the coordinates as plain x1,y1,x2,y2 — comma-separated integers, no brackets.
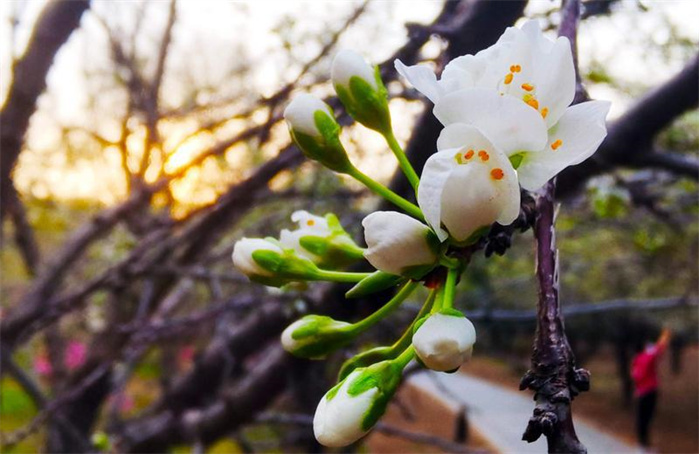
519,2,590,453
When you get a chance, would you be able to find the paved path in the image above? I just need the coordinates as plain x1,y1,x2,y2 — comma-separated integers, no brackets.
408,371,637,454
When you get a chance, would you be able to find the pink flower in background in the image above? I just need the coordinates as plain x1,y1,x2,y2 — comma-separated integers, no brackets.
178,346,195,368
34,354,52,377
65,341,87,370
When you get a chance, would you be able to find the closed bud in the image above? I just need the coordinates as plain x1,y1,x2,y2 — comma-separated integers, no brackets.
362,211,439,279
280,211,364,269
232,237,320,286
314,360,402,447
412,310,476,372
281,315,353,358
332,50,391,134
284,94,353,173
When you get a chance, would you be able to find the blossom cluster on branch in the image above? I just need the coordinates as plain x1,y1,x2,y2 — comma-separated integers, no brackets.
232,20,609,448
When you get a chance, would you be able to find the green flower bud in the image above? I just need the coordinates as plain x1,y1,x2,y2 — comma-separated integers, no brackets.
284,94,353,173
332,50,391,134
281,315,354,358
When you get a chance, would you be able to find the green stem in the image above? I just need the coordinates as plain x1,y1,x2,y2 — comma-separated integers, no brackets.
393,345,415,369
384,131,420,194
314,270,373,283
389,288,436,354
442,267,459,310
349,281,419,334
348,167,424,221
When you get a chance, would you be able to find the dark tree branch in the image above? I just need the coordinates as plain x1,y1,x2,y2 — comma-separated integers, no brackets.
519,2,589,453
1,0,90,221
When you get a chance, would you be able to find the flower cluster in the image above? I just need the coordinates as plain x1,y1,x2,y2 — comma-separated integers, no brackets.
233,21,609,448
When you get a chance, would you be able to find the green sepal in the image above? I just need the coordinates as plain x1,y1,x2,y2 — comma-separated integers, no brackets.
248,274,290,288
412,314,430,335
448,225,491,247
334,66,391,134
438,307,466,318
345,270,405,299
299,234,364,269
337,345,394,381
346,360,403,431
288,315,355,359
400,263,437,280
251,249,320,280
289,110,353,173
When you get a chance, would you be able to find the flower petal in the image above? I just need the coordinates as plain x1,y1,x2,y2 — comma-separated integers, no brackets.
433,88,548,154
531,36,576,127
394,59,441,103
416,149,455,241
518,100,611,191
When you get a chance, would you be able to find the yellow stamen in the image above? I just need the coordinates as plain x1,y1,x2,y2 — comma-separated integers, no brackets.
541,107,549,119
478,150,490,162
307,220,315,226
521,83,534,92
504,73,513,85
454,152,463,164
491,168,504,180
551,139,563,150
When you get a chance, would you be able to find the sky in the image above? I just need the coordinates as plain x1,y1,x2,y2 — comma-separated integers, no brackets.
1,0,697,206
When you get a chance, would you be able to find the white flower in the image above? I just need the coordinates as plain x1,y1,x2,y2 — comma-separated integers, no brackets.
418,124,520,242
280,211,332,262
362,211,438,276
283,94,333,137
332,49,378,91
413,313,476,371
232,238,283,278
397,20,610,191
314,369,383,447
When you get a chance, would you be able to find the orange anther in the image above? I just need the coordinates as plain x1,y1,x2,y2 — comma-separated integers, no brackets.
541,107,549,119
551,139,563,150
504,73,513,85
478,150,490,161
521,83,534,92
464,149,475,159
490,168,504,180
525,97,539,110
514,65,521,72
307,219,315,226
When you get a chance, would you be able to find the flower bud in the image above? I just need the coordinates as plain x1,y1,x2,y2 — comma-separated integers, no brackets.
280,211,364,268
314,360,402,447
232,238,284,278
284,94,353,173
362,211,439,279
332,50,391,134
345,270,405,299
412,311,476,372
281,315,353,359
232,237,320,286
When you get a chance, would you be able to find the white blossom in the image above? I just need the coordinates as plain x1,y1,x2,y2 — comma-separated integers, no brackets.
413,313,476,371
397,20,610,191
279,211,332,262
417,125,520,242
362,211,438,275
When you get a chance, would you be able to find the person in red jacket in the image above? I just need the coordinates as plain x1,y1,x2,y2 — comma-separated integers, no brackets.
631,327,671,447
